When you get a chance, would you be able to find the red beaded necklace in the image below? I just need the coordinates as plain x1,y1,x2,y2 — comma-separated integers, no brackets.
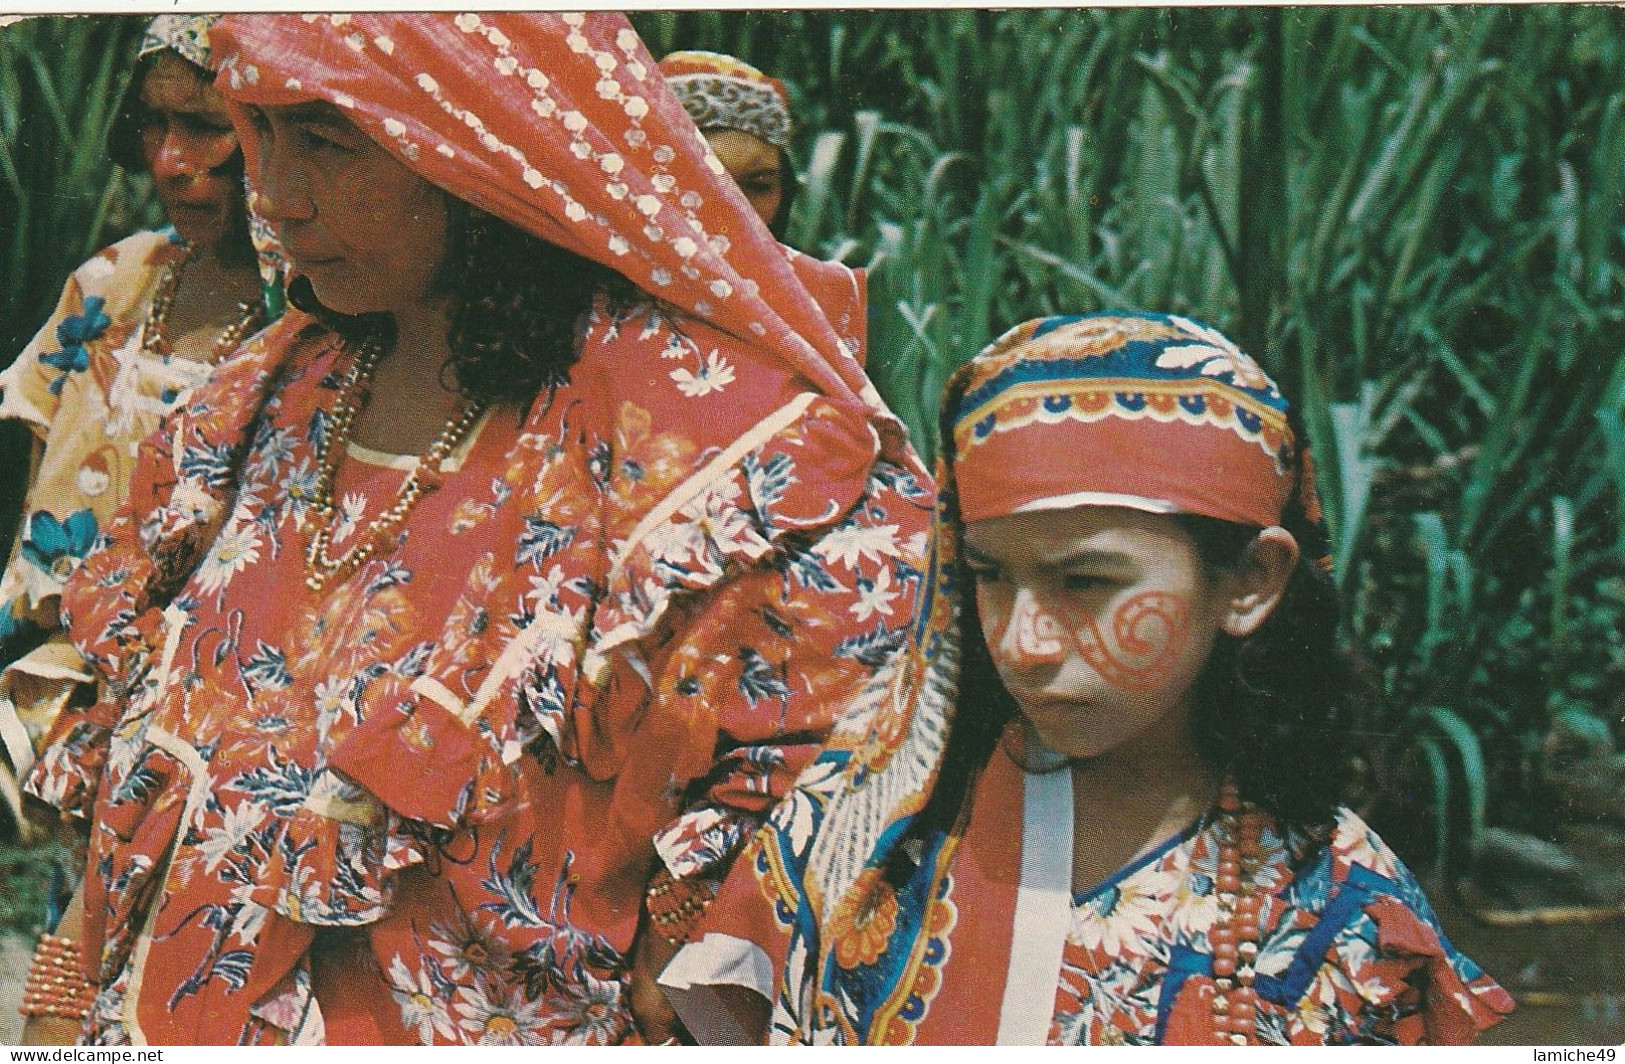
1209,778,1266,1044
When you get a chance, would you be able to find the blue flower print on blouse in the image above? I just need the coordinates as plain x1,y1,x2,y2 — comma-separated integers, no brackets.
0,601,25,646
20,509,100,583
40,296,112,395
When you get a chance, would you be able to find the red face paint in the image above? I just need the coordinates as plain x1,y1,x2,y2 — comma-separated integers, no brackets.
1010,594,1066,661
982,587,1191,692
966,507,1220,764
1066,590,1190,692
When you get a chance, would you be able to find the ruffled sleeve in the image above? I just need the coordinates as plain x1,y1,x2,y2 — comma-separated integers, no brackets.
25,327,293,819
325,296,931,869
1361,892,1515,1044
21,401,182,820
588,282,930,880
2,233,174,829
656,816,804,1043
1315,811,1515,1045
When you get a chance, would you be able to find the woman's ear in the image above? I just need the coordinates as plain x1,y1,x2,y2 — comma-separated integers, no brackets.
1220,526,1299,638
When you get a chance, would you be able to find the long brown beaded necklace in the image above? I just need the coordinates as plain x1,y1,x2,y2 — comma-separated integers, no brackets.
141,243,266,364
1207,778,1265,1044
302,333,488,594
1065,771,1267,1044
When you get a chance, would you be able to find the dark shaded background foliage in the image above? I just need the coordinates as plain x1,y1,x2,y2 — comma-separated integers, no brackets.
631,7,1625,878
3,10,1623,881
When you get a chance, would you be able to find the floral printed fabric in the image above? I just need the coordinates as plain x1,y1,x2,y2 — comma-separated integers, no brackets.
30,253,929,1044
1050,804,1515,1045
712,747,1511,1044
0,229,213,836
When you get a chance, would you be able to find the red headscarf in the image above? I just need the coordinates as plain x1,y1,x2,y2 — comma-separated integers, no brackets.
209,13,899,453
950,312,1302,530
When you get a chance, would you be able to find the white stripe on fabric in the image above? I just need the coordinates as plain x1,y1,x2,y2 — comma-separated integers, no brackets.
606,390,818,584
1012,490,1180,516
996,766,1073,1046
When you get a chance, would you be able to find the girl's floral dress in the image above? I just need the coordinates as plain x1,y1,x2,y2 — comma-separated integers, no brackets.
1048,802,1514,1045
688,744,1513,1044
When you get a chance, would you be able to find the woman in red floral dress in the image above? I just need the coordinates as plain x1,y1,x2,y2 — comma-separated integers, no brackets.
22,13,928,1046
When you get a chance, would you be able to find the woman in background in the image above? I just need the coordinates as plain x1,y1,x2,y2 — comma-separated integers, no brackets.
661,50,867,374
0,14,276,847
660,51,796,239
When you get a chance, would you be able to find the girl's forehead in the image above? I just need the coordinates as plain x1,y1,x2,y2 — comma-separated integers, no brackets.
963,506,1190,563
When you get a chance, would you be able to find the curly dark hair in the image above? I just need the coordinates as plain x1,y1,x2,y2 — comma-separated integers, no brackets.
913,396,1365,844
287,198,633,409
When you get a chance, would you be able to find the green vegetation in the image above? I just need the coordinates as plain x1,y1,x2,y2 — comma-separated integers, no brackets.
0,12,1620,910
641,7,1625,875
0,15,155,562
0,840,72,937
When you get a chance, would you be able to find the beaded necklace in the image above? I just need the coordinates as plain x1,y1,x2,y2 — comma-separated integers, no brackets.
1004,723,1268,1043
302,334,488,594
141,243,266,364
1208,778,1265,1044
1057,772,1267,1045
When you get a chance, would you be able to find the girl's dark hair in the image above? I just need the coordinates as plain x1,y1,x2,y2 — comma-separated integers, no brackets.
1178,512,1361,832
288,198,632,409
914,390,1364,841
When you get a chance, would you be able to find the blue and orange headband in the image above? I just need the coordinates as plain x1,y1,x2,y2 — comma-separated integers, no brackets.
950,313,1326,561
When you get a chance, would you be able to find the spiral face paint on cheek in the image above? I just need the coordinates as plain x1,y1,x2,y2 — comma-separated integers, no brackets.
982,591,1068,667
1012,597,1066,659
1066,591,1191,691
980,584,1193,692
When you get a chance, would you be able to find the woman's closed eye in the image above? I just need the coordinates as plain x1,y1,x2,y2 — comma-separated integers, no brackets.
293,125,357,156
182,115,236,137
242,108,274,146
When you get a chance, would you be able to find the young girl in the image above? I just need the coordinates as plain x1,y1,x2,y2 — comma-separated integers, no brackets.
661,312,1514,1045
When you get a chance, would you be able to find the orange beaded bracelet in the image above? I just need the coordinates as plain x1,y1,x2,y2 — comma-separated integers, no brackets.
645,868,719,947
20,932,93,1023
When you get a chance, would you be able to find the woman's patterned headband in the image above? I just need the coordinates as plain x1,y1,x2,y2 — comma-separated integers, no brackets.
659,51,791,150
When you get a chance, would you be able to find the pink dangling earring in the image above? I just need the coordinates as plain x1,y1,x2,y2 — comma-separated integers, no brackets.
1001,716,1071,774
